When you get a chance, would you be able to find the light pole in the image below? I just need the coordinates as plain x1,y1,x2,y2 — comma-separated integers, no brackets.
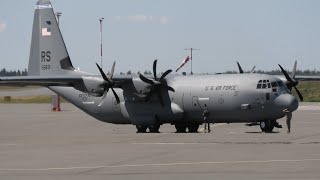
99,17,104,69
55,12,62,25
184,48,200,75
54,11,62,111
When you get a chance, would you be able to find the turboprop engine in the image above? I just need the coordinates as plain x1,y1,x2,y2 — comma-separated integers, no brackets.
74,76,105,97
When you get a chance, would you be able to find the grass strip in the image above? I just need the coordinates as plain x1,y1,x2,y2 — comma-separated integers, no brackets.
0,96,68,103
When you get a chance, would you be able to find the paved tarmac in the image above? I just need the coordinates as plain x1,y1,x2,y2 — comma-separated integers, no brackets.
0,103,319,180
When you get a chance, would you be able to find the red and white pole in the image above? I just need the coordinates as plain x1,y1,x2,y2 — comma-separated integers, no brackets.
56,95,61,111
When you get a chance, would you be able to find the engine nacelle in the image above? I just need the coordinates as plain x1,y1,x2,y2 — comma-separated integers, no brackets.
74,76,105,97
132,77,151,94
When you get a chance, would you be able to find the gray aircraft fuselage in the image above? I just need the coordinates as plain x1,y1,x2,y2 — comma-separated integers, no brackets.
50,73,298,126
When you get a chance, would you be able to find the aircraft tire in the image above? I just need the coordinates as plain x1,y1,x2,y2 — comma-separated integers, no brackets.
175,124,187,133
260,120,275,133
136,125,148,133
148,124,160,133
188,123,199,133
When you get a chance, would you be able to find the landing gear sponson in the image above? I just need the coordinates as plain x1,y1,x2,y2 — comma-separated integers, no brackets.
136,123,200,133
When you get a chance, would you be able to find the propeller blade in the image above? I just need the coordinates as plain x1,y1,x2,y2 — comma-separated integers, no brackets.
111,88,120,104
237,62,244,74
160,69,172,81
139,74,154,85
278,64,294,84
96,63,108,81
294,86,303,101
110,61,116,79
251,66,256,73
162,84,175,92
291,60,297,78
153,59,158,80
98,91,108,106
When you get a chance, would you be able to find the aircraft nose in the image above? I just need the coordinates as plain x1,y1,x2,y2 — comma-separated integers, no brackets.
274,94,299,112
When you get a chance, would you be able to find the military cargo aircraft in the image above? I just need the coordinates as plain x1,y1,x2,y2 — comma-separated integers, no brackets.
1,0,318,133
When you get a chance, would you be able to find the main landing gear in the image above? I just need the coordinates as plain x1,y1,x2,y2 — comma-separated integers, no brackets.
136,123,200,133
260,120,282,133
136,124,161,133
175,123,200,133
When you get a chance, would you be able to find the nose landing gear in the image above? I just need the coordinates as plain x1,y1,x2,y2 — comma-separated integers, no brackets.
259,120,283,132
260,120,275,133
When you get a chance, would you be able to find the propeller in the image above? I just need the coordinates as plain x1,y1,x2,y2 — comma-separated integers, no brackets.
139,59,175,106
278,60,303,101
237,61,256,73
251,65,256,73
237,62,244,74
96,61,120,106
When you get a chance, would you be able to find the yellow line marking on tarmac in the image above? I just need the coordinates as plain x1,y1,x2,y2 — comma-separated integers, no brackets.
0,159,319,171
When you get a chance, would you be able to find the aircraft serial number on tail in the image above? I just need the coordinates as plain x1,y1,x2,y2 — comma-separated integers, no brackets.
40,51,51,71
41,64,50,70
41,51,51,62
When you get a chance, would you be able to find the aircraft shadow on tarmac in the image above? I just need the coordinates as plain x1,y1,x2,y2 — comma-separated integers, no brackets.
245,131,280,134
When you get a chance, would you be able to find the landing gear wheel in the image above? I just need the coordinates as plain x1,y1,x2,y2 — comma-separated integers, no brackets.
148,124,160,133
136,125,147,133
260,120,275,133
188,123,199,133
175,124,187,133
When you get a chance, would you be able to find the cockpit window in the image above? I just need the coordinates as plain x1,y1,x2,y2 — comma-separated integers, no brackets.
257,84,262,89
271,82,278,87
277,81,284,87
256,80,272,89
262,84,267,89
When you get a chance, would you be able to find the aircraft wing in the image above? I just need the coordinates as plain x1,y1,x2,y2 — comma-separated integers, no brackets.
0,75,136,91
275,75,320,82
0,76,83,86
294,75,320,81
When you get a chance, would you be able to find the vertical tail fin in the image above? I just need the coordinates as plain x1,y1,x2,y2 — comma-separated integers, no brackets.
28,0,74,76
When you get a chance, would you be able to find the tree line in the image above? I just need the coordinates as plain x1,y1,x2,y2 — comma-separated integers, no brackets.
0,68,28,76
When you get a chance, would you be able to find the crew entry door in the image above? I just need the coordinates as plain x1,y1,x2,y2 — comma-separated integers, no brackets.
192,96,210,110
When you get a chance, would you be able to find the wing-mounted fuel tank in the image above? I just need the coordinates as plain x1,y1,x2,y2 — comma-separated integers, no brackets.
73,76,105,97
119,101,184,126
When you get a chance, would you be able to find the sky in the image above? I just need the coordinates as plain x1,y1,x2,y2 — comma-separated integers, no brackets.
0,0,320,74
